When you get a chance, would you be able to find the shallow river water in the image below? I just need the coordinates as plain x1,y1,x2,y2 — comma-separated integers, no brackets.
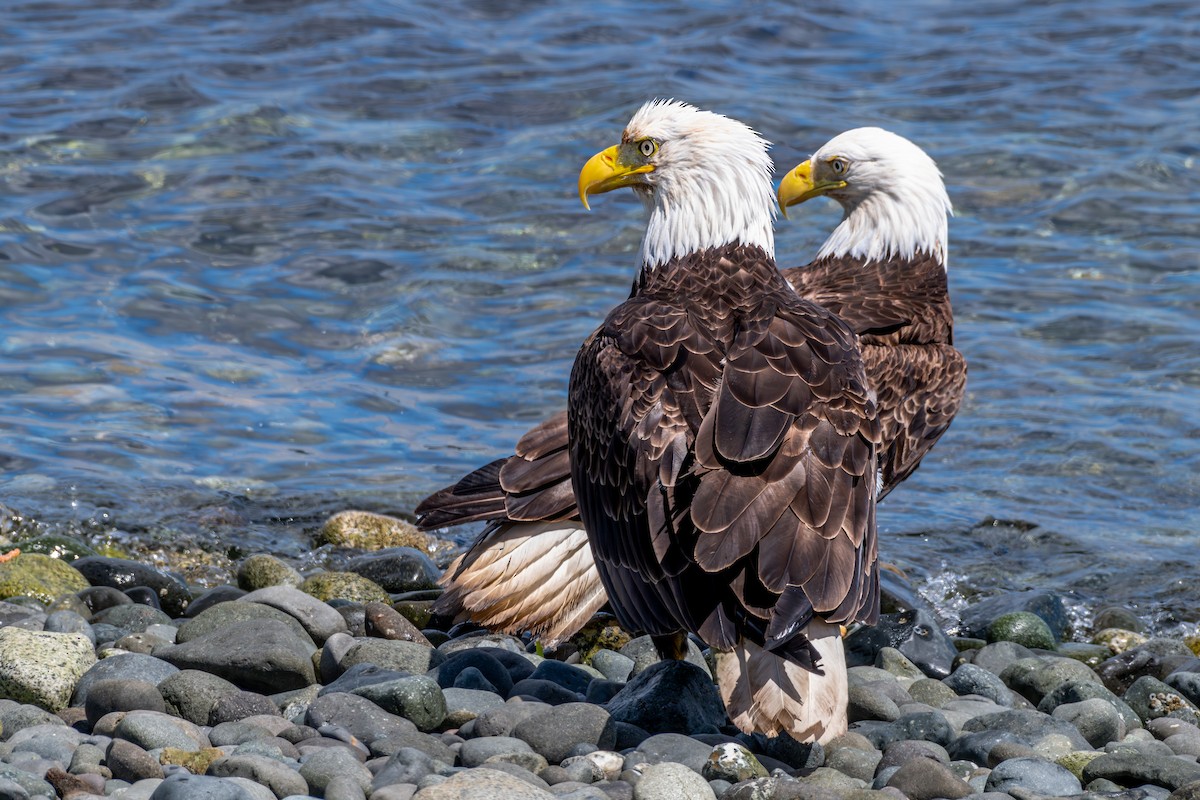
1,0,1197,632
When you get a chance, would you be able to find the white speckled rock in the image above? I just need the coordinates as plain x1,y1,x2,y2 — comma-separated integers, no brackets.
633,762,716,800
0,628,96,711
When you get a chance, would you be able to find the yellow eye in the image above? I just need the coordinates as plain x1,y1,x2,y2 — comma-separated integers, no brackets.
638,139,657,158
829,157,848,175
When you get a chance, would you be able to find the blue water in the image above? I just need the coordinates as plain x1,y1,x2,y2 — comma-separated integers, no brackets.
1,0,1197,630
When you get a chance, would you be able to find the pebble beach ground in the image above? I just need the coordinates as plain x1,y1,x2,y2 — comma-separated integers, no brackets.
0,510,1198,800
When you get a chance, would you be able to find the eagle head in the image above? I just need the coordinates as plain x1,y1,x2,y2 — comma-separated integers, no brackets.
578,99,777,270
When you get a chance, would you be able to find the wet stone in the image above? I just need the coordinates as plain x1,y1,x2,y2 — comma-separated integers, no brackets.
605,661,726,735
846,609,957,679
1001,655,1100,705
344,547,442,593
73,556,191,617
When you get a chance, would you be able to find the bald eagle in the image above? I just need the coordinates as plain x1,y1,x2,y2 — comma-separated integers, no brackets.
418,124,965,674
565,100,880,741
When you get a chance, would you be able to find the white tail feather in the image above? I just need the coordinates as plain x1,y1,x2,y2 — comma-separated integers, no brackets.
437,523,605,646
715,621,847,743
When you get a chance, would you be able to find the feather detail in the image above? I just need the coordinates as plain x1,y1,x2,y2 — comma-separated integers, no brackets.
715,621,847,742
433,522,604,646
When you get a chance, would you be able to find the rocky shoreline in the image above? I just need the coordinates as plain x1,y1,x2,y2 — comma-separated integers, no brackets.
0,513,1197,800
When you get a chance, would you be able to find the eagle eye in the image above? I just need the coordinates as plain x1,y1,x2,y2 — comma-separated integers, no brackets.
829,157,848,175
637,139,657,158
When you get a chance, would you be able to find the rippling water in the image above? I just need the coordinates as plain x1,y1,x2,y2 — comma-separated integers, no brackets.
1,0,1197,630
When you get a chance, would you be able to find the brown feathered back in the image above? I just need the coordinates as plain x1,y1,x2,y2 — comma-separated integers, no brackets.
568,243,881,674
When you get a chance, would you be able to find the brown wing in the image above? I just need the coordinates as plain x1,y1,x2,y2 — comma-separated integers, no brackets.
414,412,576,530
569,283,881,669
865,343,967,497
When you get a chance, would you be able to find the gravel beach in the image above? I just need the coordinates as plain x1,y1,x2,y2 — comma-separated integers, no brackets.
0,519,1197,800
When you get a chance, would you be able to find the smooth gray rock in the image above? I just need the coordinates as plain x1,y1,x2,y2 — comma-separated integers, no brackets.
985,756,1082,795
1082,750,1200,790
634,762,715,800
348,675,446,731
1000,656,1099,705
158,669,243,725
591,650,635,683
73,652,179,707
176,601,315,648
471,700,553,738
339,639,443,674
849,682,902,722
208,755,309,798
305,692,417,745
944,662,1013,706
107,739,165,782
402,767,554,798
114,710,211,751
628,733,714,774
884,757,973,799
960,708,1091,750
1052,697,1125,747
298,747,372,794
1036,677,1143,731
459,736,534,768
156,618,317,693
370,747,442,788
511,702,616,765
83,678,167,724
441,687,506,727
148,772,261,799
239,586,350,645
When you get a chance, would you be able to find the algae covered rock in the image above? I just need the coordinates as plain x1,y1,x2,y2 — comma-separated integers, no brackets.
988,612,1057,650
0,628,97,710
301,571,390,604
237,553,303,590
318,510,432,552
0,553,89,604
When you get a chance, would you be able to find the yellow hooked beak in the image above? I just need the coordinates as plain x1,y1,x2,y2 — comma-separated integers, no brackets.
777,159,846,219
578,145,655,210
